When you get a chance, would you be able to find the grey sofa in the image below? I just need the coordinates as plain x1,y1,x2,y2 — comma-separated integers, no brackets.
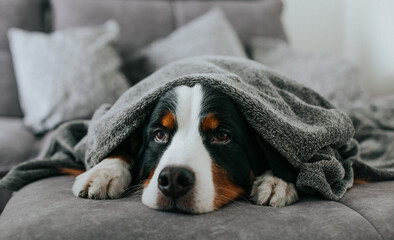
0,0,393,239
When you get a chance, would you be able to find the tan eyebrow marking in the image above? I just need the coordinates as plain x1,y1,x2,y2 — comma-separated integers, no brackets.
202,113,219,131
161,111,176,130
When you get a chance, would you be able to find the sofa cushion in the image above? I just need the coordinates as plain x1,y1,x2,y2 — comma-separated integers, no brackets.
0,122,54,214
251,37,368,110
129,8,247,82
340,181,394,238
52,0,287,83
0,188,12,214
0,117,37,176
0,0,46,49
52,0,174,61
8,20,129,133
52,0,285,56
0,0,46,117
1,176,389,240
0,51,22,117
173,0,287,47
0,117,40,214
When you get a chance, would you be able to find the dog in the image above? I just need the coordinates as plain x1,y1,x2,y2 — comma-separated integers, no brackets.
70,84,299,213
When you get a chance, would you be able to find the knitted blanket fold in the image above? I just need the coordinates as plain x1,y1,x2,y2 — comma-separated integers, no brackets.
1,56,393,201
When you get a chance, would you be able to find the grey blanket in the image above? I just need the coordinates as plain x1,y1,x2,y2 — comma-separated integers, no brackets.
1,56,393,201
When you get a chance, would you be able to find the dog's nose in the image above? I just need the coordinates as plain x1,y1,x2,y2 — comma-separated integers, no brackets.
158,167,195,198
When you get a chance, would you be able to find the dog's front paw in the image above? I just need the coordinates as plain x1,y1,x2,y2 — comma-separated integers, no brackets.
249,170,298,207
72,158,131,200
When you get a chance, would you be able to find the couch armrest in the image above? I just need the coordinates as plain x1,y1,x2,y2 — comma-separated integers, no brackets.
0,117,40,213
0,117,38,176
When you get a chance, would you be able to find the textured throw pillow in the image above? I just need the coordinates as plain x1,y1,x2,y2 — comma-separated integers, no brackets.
251,37,368,109
128,8,247,83
8,20,129,133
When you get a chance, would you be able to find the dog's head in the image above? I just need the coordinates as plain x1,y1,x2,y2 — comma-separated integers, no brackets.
135,84,266,213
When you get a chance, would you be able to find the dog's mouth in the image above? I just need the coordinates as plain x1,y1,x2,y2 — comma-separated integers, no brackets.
154,190,198,214
141,161,247,213
141,166,211,214
157,202,195,214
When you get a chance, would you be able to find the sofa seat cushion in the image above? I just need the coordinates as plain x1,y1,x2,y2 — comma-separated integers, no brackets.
0,117,37,176
0,188,12,214
0,117,38,213
1,176,391,239
339,181,394,238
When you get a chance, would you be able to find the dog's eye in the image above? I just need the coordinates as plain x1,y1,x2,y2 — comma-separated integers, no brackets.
154,130,168,143
212,130,231,144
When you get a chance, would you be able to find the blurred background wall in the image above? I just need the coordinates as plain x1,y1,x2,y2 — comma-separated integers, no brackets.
282,0,394,97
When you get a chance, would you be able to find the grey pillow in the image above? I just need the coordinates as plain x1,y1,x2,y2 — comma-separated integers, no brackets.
130,8,247,82
251,37,368,109
8,20,129,133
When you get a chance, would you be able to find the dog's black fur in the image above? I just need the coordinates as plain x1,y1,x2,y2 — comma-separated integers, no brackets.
132,84,296,196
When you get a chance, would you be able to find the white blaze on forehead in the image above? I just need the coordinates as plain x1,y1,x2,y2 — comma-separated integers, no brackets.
142,84,215,213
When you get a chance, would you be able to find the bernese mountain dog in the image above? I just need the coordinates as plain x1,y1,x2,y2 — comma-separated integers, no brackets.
71,84,299,213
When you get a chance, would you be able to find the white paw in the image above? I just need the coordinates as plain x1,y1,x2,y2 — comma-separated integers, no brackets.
72,158,131,200
250,170,299,207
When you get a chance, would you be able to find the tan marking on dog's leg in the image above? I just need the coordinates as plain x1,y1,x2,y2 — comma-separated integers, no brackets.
58,168,85,176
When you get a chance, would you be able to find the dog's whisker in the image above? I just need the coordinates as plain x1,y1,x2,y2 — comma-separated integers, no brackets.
121,185,140,194
124,188,144,199
214,186,251,202
213,196,251,210
214,193,249,205
120,184,144,198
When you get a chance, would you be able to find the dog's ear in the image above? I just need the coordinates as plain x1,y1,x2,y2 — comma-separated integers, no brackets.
255,134,297,183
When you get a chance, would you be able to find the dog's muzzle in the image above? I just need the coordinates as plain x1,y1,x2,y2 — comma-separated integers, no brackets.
158,167,195,199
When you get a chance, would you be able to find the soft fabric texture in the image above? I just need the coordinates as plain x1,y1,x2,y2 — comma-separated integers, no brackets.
0,117,39,214
172,0,287,46
0,0,45,49
2,56,394,202
2,176,392,240
0,118,54,214
52,0,286,54
0,51,22,117
0,117,37,176
52,0,175,59
348,97,394,181
0,188,12,215
8,20,129,133
51,0,286,85
0,0,46,117
129,8,247,82
251,37,368,109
